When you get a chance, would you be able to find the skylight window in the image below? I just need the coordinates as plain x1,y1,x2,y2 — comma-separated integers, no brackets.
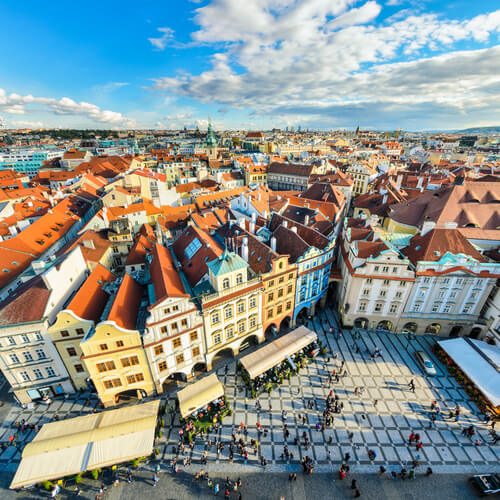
185,238,202,260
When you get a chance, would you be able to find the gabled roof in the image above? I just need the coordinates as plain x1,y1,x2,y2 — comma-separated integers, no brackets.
268,162,313,177
106,274,143,331
207,248,247,277
402,228,487,265
269,213,330,250
66,264,116,322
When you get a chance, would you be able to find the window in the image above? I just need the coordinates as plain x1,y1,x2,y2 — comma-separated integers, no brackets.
470,292,477,301
33,368,43,379
301,277,307,286
226,326,234,339
389,304,398,314
287,284,293,294
374,303,382,312
222,278,230,290
462,305,471,314
249,316,257,329
213,332,222,345
127,373,144,384
277,305,283,315
358,302,367,312
23,352,33,362
237,302,245,314
431,302,440,312
104,378,122,389
374,266,379,272
163,308,171,315
185,237,202,260
171,337,181,350
268,292,274,302
9,354,20,364
171,322,178,331
74,364,84,373
35,332,43,341
236,273,243,285
66,347,77,357
363,289,370,296
159,361,168,372
249,297,256,309
176,353,185,364
412,302,421,312
443,303,452,313
192,346,200,357
449,291,457,299
383,279,390,286
379,290,387,297
288,273,294,280
279,276,284,284
443,278,450,284
46,367,56,378
423,277,431,284
392,267,398,273
438,291,445,298
382,266,389,273
267,308,273,319
20,371,30,382
181,318,188,328
456,278,463,285
35,349,46,359
399,281,406,287
395,291,402,299
286,301,292,311
154,345,164,356
269,280,275,288
211,312,220,325
121,356,139,367
76,328,84,335
190,331,198,342
7,336,16,345
99,344,108,351
21,334,29,343
366,278,372,284
277,288,283,298
97,361,116,372
224,307,233,320
238,321,245,334
61,330,69,337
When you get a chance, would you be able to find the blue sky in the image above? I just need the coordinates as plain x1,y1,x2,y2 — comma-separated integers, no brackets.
1,0,500,130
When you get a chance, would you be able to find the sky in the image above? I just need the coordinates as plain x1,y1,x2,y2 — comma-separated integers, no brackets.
0,0,500,131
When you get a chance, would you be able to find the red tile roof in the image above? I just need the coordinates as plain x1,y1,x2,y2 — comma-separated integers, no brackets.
106,273,143,331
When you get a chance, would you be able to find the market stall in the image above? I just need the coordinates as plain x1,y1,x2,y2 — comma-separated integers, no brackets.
240,326,319,395
177,373,225,419
437,337,500,413
10,400,159,489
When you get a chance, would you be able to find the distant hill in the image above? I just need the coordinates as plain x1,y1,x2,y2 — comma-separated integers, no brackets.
450,126,500,134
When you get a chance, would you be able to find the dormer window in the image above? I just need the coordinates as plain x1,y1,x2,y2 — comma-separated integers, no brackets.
236,273,243,285
223,278,230,290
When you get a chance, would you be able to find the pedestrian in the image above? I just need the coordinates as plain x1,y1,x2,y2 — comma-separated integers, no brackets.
373,399,378,407
344,452,350,462
409,432,414,443
426,467,433,476
152,473,159,487
351,479,357,489
354,488,361,498
214,483,220,496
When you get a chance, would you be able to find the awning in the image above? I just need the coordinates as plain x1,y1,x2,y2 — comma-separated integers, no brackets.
438,337,500,407
10,400,159,489
240,326,317,379
177,373,224,419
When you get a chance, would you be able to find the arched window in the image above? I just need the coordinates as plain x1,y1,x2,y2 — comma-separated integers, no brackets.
236,273,243,285
223,278,230,290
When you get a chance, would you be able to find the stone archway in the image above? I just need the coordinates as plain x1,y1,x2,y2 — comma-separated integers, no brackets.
449,325,462,338
377,320,392,331
211,348,234,370
468,327,482,339
402,322,418,334
192,362,207,377
279,316,292,332
425,323,441,334
239,335,259,353
265,323,278,339
114,389,141,405
354,317,369,329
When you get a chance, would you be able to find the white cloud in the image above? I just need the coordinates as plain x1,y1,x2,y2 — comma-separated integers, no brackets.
151,1,500,128
0,88,136,127
10,120,47,128
149,27,175,50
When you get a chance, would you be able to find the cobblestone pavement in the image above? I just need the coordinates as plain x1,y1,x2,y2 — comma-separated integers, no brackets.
0,306,498,479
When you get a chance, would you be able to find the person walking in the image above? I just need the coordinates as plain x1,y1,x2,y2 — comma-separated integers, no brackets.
351,479,357,489
153,473,159,487
214,483,220,496
354,488,361,498
344,452,351,462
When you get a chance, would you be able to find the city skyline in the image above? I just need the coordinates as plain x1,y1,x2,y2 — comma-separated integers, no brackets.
1,0,500,130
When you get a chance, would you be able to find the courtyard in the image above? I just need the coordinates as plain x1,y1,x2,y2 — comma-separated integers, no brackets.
0,306,498,493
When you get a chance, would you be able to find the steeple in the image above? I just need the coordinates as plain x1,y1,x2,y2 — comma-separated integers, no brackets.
206,117,217,147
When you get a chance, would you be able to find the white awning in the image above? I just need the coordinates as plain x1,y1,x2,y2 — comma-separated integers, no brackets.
438,337,500,407
240,326,317,379
10,400,159,489
177,373,224,418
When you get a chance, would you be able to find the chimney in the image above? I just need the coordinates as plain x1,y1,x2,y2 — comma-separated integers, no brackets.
416,176,424,189
382,194,388,204
238,218,245,229
291,226,298,234
251,212,257,223
8,225,18,236
270,236,276,251
241,237,249,262
250,221,255,234
263,210,268,219
304,215,310,226
421,220,436,236
283,220,288,229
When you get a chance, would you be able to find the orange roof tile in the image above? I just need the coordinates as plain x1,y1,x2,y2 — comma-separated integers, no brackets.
106,273,143,331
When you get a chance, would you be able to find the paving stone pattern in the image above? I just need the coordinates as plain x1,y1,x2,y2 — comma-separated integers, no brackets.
0,306,498,474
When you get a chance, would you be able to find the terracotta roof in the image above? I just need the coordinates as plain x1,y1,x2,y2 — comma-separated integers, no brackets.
125,229,156,267
299,183,345,206
172,225,224,287
66,264,116,321
149,243,188,305
268,162,313,177
195,186,249,211
58,230,111,266
106,273,143,331
356,241,388,259
0,275,51,325
271,224,310,263
402,228,487,265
